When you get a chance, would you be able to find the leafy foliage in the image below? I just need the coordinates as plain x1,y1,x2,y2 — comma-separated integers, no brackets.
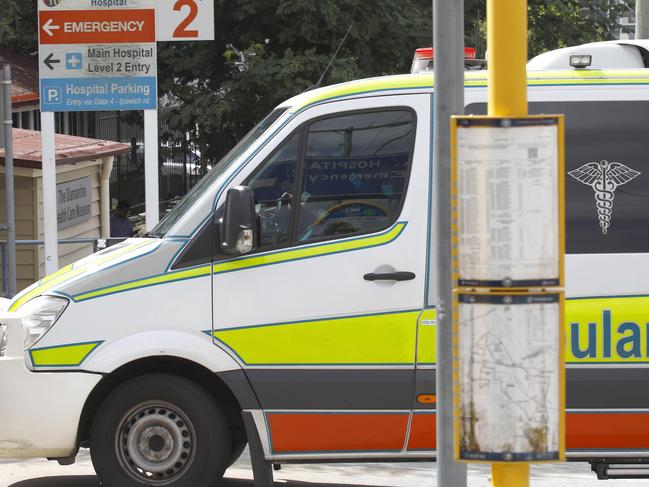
527,0,634,57
158,0,432,161
0,0,37,56
464,0,635,58
0,0,638,165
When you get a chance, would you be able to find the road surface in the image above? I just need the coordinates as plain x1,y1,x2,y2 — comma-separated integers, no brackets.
1,449,646,487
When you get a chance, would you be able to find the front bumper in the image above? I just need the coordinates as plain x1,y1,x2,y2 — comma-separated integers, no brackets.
0,314,101,458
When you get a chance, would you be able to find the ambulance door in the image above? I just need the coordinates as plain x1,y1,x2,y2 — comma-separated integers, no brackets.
212,95,430,457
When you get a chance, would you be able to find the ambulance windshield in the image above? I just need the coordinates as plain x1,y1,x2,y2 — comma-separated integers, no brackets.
150,107,289,237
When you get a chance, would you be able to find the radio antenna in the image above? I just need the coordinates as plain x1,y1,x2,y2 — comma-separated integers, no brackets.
308,24,353,92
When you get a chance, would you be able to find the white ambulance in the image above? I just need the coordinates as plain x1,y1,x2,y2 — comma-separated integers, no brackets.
2,40,649,485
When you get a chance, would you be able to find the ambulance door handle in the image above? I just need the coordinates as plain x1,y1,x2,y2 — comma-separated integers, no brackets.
364,271,416,282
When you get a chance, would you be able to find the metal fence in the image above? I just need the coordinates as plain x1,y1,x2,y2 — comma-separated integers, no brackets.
95,111,207,215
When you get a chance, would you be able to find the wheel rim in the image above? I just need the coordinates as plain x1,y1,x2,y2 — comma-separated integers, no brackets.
115,401,196,485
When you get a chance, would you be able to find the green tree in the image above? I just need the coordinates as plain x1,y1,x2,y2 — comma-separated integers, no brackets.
528,0,634,56
464,0,635,59
0,0,37,56
165,0,634,163
0,0,637,165
158,0,432,162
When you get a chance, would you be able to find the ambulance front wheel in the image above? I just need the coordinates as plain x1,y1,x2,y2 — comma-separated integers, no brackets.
90,373,232,487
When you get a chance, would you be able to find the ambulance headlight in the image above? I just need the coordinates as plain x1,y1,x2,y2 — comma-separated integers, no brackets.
22,296,69,349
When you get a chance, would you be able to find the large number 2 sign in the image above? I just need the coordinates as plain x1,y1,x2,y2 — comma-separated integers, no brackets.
173,0,199,38
157,0,215,42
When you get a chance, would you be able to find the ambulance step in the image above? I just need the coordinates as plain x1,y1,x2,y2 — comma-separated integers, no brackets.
592,462,649,479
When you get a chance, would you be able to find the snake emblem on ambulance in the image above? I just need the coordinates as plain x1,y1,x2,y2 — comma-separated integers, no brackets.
568,160,640,235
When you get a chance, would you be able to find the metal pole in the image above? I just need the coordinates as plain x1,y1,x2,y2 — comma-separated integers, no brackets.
41,111,59,274
2,65,16,296
1,242,7,298
144,109,159,231
637,0,649,39
487,0,530,485
433,1,467,486
0,69,5,150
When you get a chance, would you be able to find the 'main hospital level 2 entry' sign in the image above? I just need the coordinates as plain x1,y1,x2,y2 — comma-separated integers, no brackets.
38,0,157,112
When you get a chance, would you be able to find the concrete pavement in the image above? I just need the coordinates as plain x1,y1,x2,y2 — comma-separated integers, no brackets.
1,449,648,487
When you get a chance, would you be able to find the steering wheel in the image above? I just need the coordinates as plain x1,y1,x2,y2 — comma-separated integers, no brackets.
257,192,292,220
256,192,293,245
297,200,389,241
312,200,388,226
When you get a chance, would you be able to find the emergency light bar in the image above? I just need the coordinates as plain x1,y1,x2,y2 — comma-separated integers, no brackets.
411,47,485,73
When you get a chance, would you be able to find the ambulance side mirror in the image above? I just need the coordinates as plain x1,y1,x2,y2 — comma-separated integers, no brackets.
220,186,257,256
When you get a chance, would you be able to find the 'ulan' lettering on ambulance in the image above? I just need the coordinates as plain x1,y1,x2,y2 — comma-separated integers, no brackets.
567,298,649,362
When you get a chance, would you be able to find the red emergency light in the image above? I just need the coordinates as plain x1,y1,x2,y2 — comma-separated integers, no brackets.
411,47,479,73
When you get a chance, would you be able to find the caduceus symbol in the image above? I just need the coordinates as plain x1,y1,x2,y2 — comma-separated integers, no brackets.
568,160,641,235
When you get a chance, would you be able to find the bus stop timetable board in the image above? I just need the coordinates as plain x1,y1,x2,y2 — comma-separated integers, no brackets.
451,116,565,289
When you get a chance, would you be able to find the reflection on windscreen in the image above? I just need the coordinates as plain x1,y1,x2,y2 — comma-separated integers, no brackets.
243,109,416,250
150,108,288,237
297,110,414,242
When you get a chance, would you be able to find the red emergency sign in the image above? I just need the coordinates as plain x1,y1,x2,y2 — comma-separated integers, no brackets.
39,9,155,45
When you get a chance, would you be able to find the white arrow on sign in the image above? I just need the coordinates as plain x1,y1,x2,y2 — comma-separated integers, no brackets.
42,18,61,37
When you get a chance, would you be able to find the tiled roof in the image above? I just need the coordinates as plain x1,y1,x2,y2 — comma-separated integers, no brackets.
0,128,129,168
0,48,39,107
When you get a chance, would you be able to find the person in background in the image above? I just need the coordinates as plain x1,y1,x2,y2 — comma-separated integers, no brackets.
110,200,134,237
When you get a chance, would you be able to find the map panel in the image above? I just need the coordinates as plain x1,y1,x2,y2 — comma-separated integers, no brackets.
456,293,562,462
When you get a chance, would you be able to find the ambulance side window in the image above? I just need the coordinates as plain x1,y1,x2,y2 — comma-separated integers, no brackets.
246,133,299,249
296,109,415,243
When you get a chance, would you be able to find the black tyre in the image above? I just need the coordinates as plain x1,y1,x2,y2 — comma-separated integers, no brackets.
90,374,231,487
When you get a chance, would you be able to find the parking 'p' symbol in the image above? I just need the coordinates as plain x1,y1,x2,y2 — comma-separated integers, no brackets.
47,87,61,103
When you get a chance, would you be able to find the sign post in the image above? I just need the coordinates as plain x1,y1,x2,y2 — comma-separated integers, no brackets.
638,0,649,39
38,0,157,270
40,112,58,274
37,0,215,249
2,65,17,296
144,109,159,231
450,1,566,486
432,0,468,486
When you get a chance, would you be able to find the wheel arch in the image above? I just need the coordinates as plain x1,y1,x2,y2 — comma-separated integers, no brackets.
76,355,259,451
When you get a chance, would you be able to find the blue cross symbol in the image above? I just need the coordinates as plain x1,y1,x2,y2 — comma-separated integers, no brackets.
66,53,82,70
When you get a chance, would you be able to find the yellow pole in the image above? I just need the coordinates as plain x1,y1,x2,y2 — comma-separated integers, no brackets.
487,0,528,117
493,464,530,486
487,0,529,485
